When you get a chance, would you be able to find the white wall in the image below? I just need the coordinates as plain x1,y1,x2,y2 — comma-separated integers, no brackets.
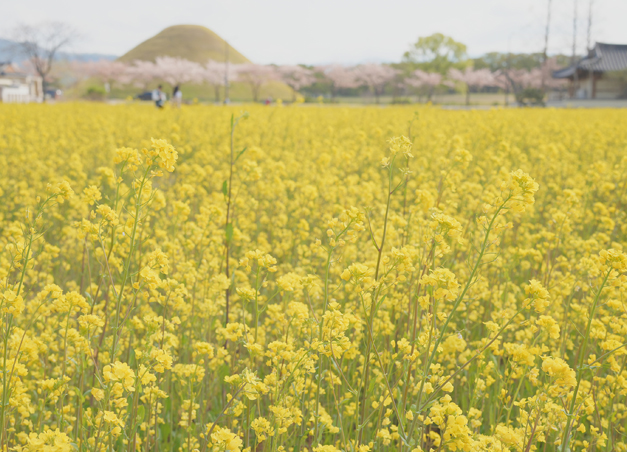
0,84,31,103
596,77,626,100
0,76,43,103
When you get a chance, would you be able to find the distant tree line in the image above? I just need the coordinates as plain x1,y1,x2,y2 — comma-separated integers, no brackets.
70,55,565,106
9,25,570,105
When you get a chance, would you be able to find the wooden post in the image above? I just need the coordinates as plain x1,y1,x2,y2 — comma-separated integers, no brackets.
592,72,597,99
569,78,575,98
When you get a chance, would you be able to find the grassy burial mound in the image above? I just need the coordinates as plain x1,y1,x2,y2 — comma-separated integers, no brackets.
114,24,292,101
118,24,250,64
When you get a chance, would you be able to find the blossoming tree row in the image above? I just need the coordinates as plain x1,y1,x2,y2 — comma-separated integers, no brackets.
72,57,565,103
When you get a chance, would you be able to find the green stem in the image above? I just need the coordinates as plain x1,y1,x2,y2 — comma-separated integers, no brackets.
110,167,150,361
0,231,33,448
313,248,334,443
414,201,506,416
358,162,395,447
560,268,611,452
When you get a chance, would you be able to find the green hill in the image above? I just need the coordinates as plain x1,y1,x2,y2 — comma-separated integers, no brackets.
118,25,250,64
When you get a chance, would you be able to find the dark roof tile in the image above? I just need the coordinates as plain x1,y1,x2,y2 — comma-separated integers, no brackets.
553,42,627,78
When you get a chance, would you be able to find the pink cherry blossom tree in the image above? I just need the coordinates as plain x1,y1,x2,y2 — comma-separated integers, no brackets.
493,70,512,105
76,60,130,93
201,60,230,102
154,56,203,87
541,58,567,91
406,69,442,102
316,65,360,99
495,68,544,105
236,64,278,102
493,58,566,106
354,63,398,103
278,65,315,101
68,60,92,81
447,67,495,105
516,69,543,89
125,60,160,90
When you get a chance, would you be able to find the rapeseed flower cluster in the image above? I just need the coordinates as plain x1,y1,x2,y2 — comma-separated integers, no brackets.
0,102,626,452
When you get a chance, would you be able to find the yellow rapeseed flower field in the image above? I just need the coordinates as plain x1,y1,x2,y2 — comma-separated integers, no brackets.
1,103,627,452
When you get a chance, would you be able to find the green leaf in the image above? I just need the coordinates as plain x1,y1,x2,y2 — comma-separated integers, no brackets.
173,435,182,452
234,147,248,163
222,180,228,197
136,405,145,424
226,223,234,244
71,386,85,403
218,363,231,382
160,421,171,443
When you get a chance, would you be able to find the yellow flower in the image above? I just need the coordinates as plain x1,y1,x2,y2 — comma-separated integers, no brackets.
387,135,413,158
140,266,162,290
96,204,118,224
173,363,205,383
103,410,124,427
150,349,173,373
78,314,104,328
6,102,627,451
503,169,539,212
420,268,459,301
313,446,342,452
46,180,74,202
277,272,303,292
1,289,24,315
524,279,550,313
25,429,72,452
210,427,242,452
150,138,178,172
82,185,102,205
103,361,135,391
542,356,577,389
92,388,104,401
453,148,472,168
114,147,142,170
251,417,272,442
599,249,627,273
537,315,560,339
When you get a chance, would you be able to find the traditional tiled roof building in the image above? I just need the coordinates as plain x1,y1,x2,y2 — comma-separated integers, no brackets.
553,43,627,99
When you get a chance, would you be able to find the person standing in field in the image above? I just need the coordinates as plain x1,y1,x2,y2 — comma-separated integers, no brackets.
153,85,166,108
172,85,182,108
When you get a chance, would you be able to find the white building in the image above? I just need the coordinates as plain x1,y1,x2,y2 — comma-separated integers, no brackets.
0,62,43,103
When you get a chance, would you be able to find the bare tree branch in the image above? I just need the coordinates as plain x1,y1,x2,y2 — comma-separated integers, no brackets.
11,22,79,93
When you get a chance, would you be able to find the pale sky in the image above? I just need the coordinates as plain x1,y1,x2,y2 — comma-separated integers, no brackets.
2,0,626,64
